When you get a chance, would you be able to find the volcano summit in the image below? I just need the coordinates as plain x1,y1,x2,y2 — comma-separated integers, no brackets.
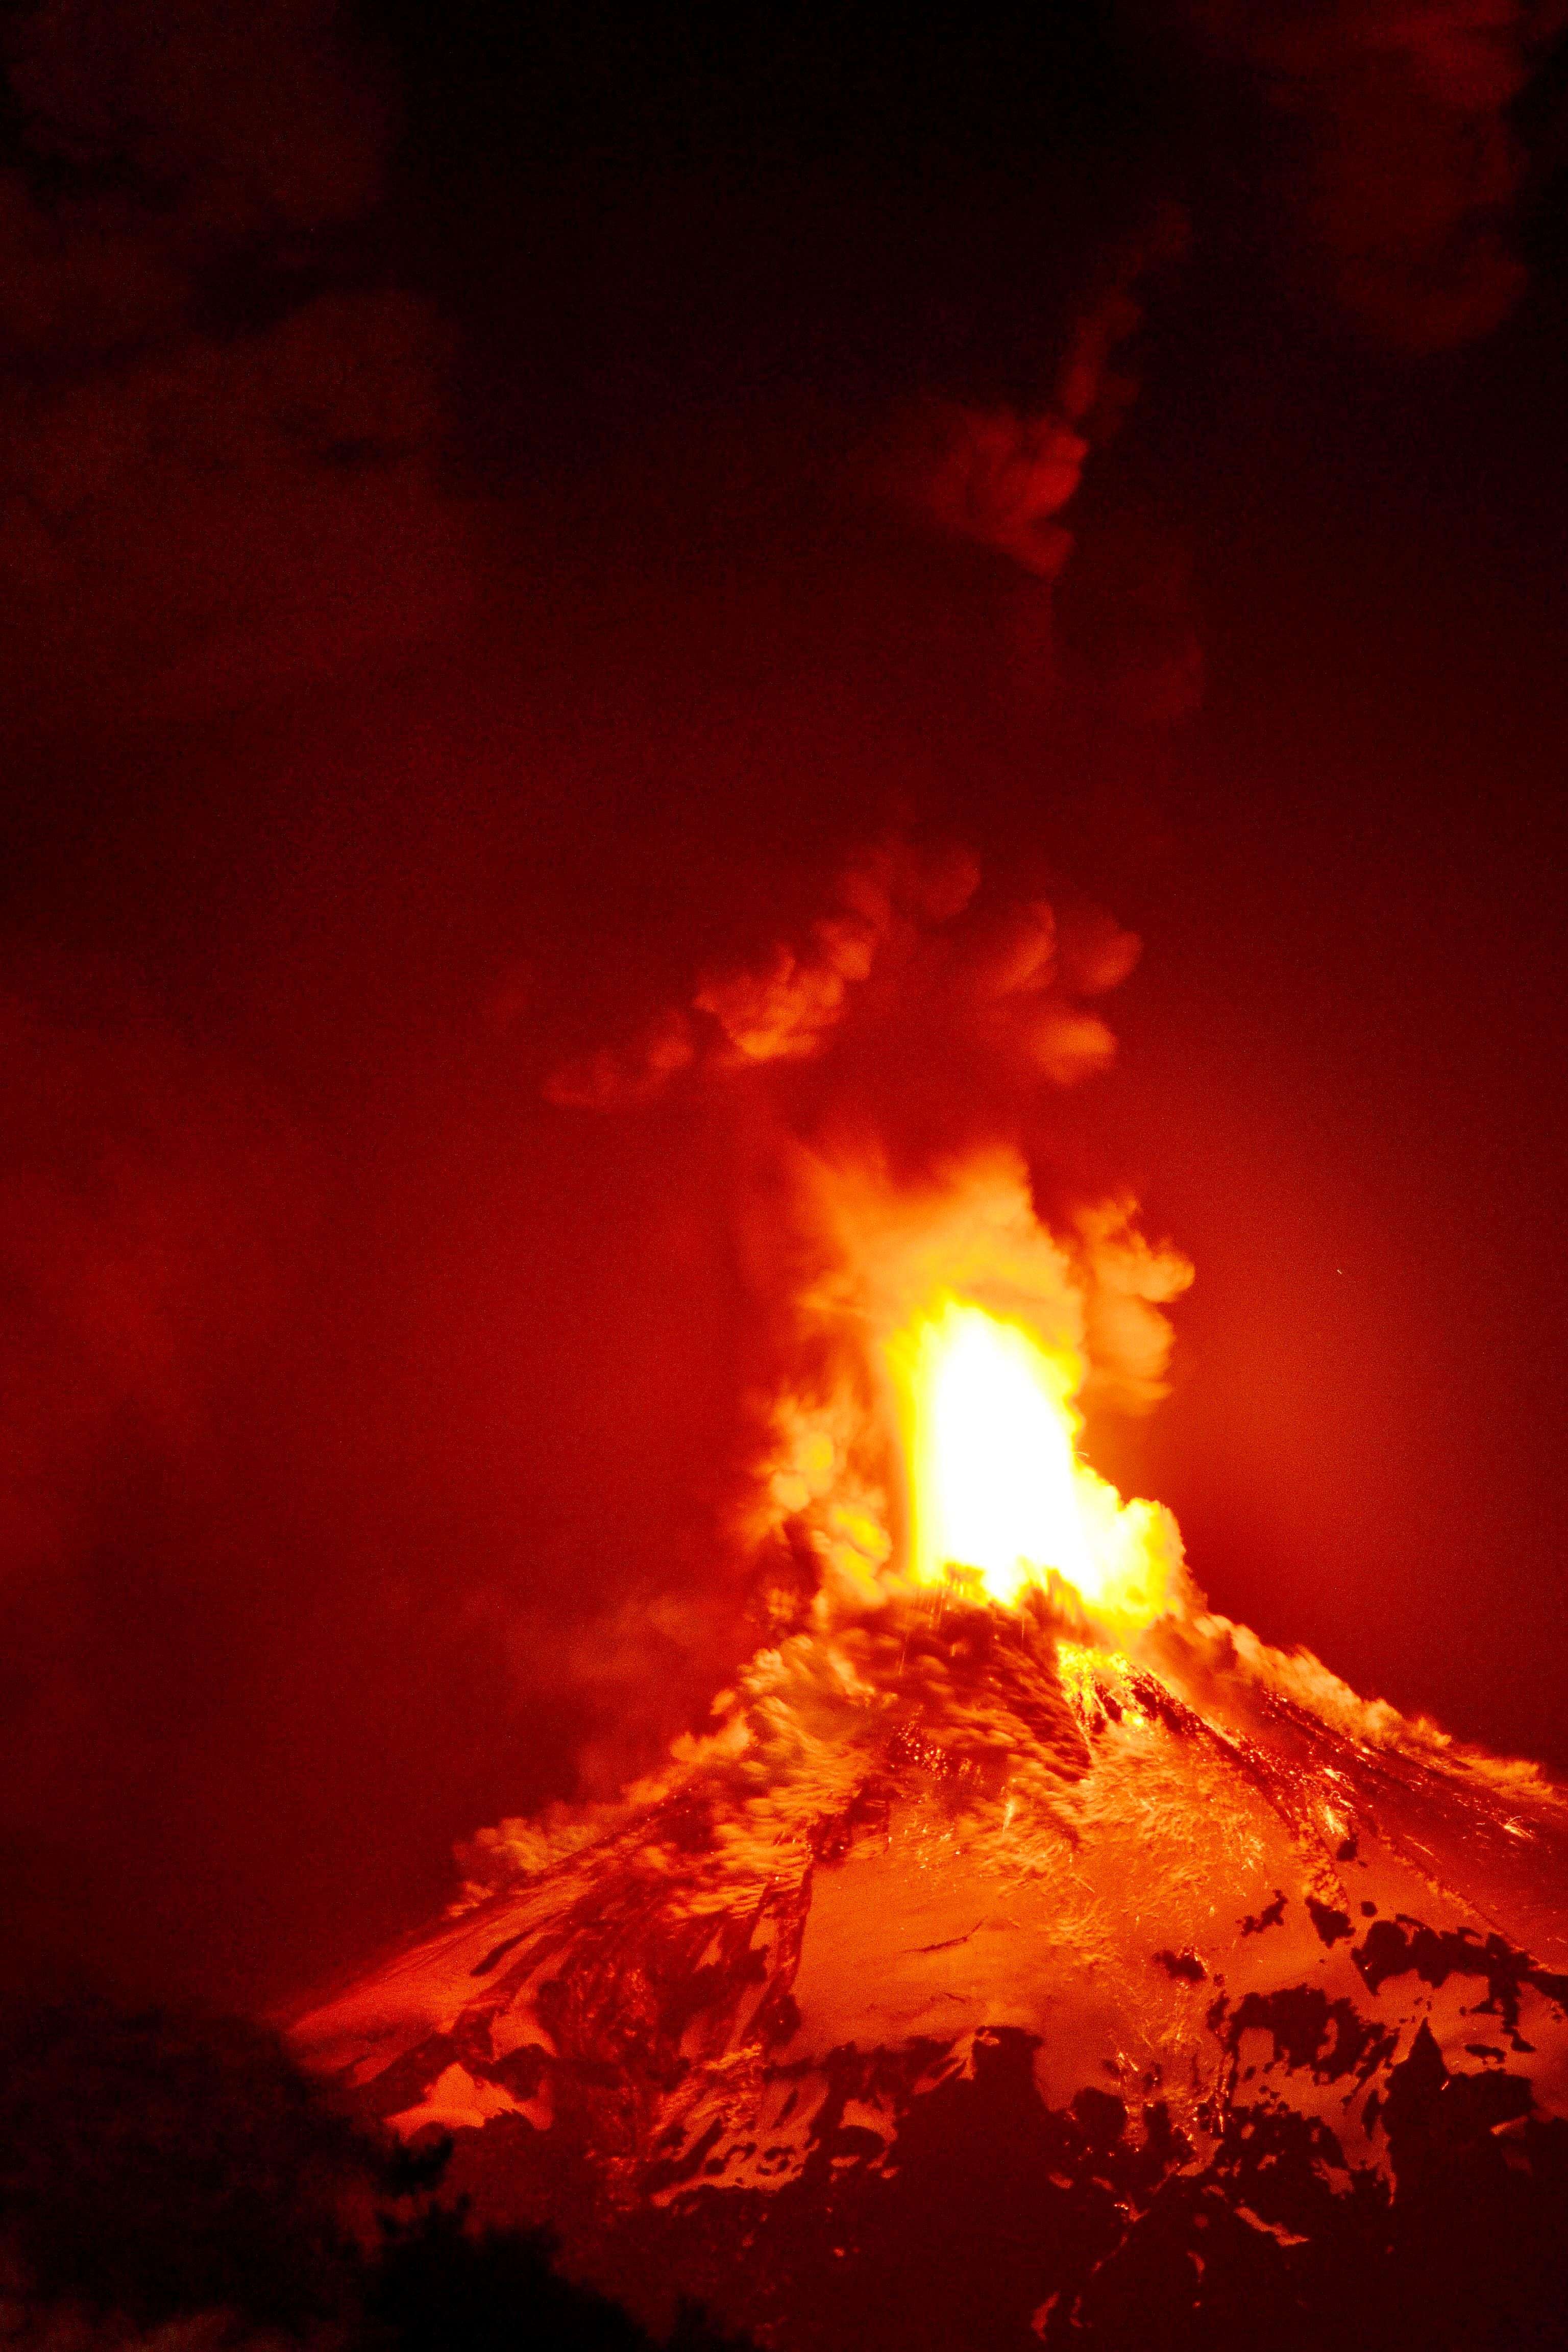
295,1525,1568,2345
292,1074,1568,2349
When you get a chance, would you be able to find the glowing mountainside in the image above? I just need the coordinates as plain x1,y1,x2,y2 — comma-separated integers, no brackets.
293,1287,1568,2350
293,1594,1568,2346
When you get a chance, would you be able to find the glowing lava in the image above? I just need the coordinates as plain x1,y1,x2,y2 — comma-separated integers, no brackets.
886,1295,1180,1627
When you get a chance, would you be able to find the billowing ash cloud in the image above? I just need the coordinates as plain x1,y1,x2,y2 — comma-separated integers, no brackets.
538,839,1195,1755
0,0,471,725
546,840,1139,1123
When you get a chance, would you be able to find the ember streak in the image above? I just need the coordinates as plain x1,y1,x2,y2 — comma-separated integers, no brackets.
4,1,1568,2347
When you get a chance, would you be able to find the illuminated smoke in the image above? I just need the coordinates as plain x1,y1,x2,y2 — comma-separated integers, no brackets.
542,838,1196,1710
742,1146,1190,1636
544,841,1142,1118
886,210,1188,577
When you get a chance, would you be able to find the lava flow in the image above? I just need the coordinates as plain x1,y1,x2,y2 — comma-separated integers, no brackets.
292,1162,1568,2352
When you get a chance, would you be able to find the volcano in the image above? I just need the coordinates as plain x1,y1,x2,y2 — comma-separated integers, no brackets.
292,1589,1568,2348
292,1168,1568,2349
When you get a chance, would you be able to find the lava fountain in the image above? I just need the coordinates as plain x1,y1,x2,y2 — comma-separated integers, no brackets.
887,1296,1177,1626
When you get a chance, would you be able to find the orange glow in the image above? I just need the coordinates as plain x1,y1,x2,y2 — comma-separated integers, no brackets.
885,1296,1180,1629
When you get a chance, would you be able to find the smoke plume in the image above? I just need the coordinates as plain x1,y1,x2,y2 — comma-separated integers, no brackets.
0,0,470,727
534,836,1195,1771
2,0,1558,2031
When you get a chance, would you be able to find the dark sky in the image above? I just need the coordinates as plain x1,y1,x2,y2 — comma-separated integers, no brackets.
3,0,1567,2012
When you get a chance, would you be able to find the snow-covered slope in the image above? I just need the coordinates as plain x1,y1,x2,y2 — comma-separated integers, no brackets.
291,1590,1568,2347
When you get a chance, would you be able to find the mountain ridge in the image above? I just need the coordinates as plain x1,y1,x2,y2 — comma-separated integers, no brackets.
290,1589,1568,2346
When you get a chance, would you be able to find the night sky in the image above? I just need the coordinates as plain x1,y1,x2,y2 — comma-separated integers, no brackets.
4,0,1567,2014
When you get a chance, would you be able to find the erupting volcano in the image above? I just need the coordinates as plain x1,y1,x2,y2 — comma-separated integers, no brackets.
293,1131,1568,2351
8,0,1568,2339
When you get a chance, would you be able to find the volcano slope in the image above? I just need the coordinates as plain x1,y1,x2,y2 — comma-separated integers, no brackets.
292,1591,1568,2350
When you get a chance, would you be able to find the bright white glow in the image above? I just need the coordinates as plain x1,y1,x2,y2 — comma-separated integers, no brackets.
886,1295,1179,1625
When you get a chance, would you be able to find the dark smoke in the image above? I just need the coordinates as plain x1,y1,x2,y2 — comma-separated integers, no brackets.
0,0,470,730
1,0,1566,2027
1191,0,1534,348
